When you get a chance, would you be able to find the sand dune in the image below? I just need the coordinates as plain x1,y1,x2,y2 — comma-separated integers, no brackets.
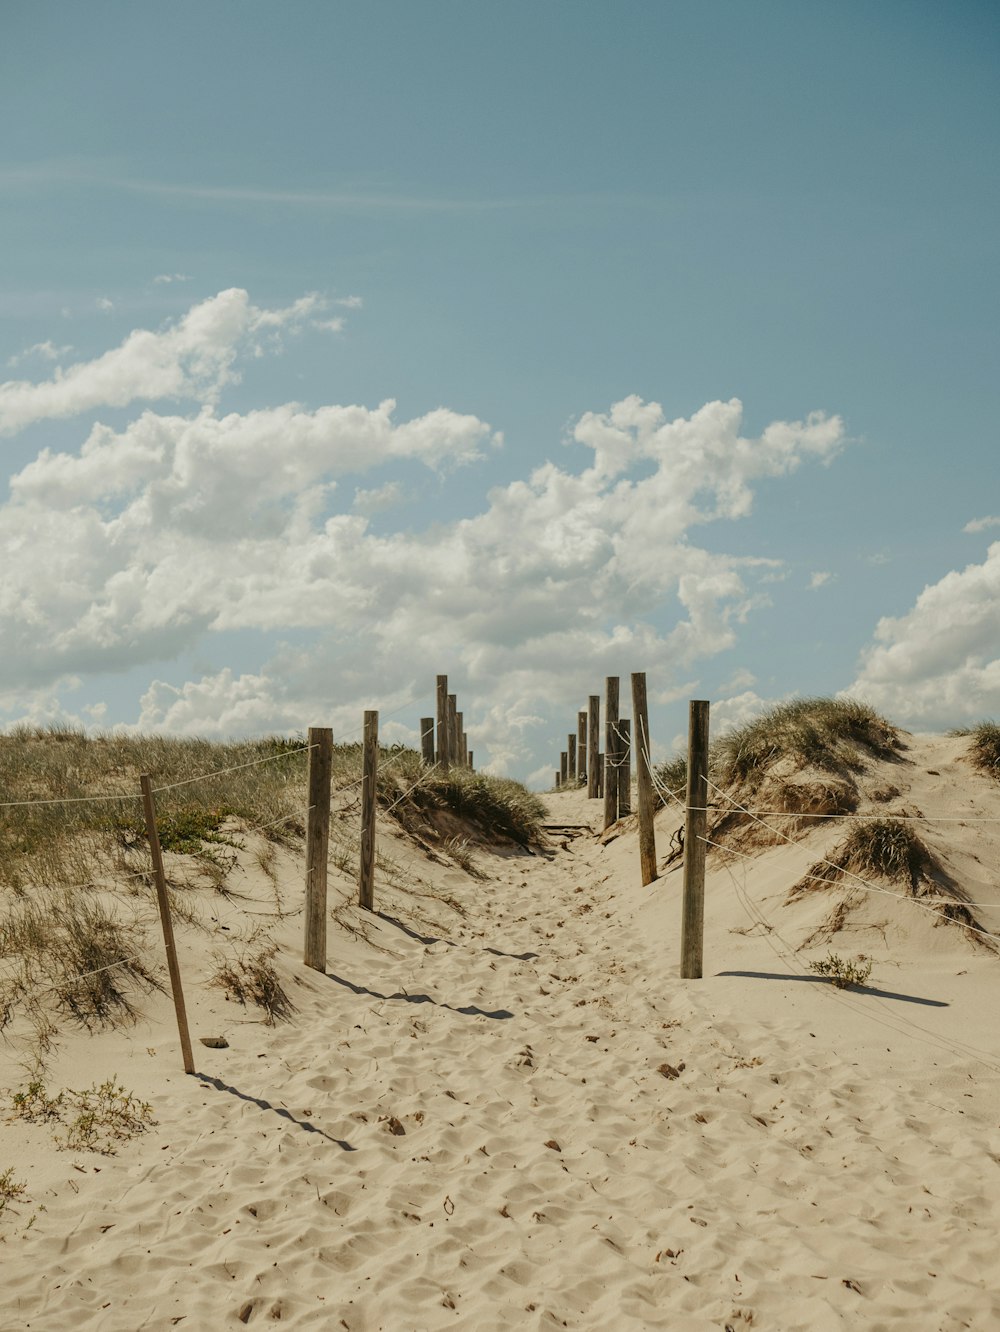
3,733,1000,1329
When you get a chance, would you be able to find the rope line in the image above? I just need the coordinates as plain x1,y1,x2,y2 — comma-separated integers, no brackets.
151,742,314,794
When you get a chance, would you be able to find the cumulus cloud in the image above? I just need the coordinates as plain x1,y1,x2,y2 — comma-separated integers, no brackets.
845,541,1000,724
809,571,834,589
152,273,192,284
0,288,342,436
964,515,1000,534
0,295,845,770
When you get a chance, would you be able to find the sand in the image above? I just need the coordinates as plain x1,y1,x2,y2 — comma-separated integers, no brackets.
2,734,1000,1330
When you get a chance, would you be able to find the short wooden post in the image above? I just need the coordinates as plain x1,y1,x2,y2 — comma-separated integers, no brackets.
597,753,604,798
587,695,601,798
555,771,562,789
358,710,378,911
577,711,587,787
603,676,620,830
631,672,657,885
436,675,450,770
681,700,710,979
618,718,632,816
140,775,195,1074
468,751,474,771
303,727,333,971
456,711,465,766
420,717,435,765
560,751,568,786
567,734,577,783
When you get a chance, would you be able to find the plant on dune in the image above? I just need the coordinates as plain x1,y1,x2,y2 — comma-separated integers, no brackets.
711,698,902,787
808,952,873,989
792,818,935,895
0,1167,28,1222
951,721,1000,779
209,939,295,1024
10,1076,155,1154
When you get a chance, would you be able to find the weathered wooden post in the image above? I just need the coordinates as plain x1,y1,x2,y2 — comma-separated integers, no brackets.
597,752,604,798
448,694,459,767
555,771,562,789
420,717,435,765
456,711,465,766
587,695,601,798
140,775,195,1074
560,750,568,786
358,710,379,911
436,675,450,770
567,733,577,783
577,711,587,787
618,718,632,816
603,676,620,830
681,700,710,978
303,726,333,972
631,672,657,885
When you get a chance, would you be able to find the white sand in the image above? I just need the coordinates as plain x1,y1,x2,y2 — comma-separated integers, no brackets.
3,734,1000,1329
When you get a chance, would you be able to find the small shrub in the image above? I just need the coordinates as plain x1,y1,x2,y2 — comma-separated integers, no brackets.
209,942,295,1024
808,953,873,989
10,1077,155,1155
0,1168,28,1221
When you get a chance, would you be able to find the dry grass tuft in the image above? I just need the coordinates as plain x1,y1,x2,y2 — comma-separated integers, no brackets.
209,941,295,1024
952,721,1000,780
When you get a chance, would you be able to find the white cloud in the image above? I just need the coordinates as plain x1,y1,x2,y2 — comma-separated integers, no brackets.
0,288,336,436
6,340,74,368
809,570,835,589
152,273,192,285
313,317,345,333
0,296,845,771
964,515,1000,534
845,541,1000,724
96,297,115,311
353,481,404,515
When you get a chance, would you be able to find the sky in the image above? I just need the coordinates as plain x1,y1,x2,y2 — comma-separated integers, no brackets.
1,0,998,786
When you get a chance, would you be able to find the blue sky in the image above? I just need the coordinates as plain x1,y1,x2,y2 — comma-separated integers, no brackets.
1,1,998,783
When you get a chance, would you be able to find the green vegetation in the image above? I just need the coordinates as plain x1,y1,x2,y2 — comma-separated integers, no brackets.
951,721,1000,779
11,1077,156,1155
808,953,873,989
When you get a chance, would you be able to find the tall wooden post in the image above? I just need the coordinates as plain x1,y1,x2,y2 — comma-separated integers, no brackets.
603,676,620,830
456,711,464,766
140,776,195,1074
618,718,631,817
420,717,435,765
303,727,333,972
681,700,710,979
560,751,568,786
358,710,379,911
448,694,459,769
631,672,657,885
567,734,577,783
577,711,587,787
587,695,601,798
436,675,450,771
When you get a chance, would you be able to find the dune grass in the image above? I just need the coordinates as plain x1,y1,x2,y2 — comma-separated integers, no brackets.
653,697,902,808
951,721,1000,779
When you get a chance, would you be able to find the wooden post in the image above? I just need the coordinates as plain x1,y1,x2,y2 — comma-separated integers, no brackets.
587,695,601,798
420,717,435,765
560,751,568,786
463,733,470,768
358,710,379,911
448,694,459,769
631,672,657,885
436,675,450,770
603,676,620,830
468,751,474,771
567,734,577,783
597,753,604,798
618,718,631,817
140,775,195,1075
555,771,561,789
456,711,464,766
577,711,587,787
681,700,710,979
304,727,333,971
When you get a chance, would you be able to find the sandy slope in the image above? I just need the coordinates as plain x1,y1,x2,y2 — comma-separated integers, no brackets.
2,735,1000,1330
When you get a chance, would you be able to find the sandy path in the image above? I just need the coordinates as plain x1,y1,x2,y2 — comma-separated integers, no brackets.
3,789,1000,1330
